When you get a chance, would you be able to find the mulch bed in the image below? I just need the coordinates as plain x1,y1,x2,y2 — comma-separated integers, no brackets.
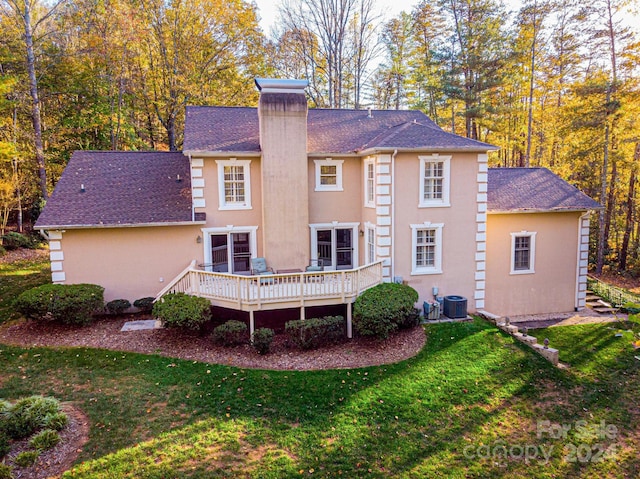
0,315,426,371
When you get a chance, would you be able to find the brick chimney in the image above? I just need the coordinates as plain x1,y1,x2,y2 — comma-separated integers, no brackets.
255,78,310,270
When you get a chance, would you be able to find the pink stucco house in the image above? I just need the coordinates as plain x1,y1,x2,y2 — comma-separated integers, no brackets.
35,79,600,334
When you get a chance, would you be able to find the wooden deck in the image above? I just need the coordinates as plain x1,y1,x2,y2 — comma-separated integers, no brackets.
155,261,384,336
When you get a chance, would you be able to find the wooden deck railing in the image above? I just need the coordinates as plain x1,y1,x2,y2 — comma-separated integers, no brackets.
155,261,384,311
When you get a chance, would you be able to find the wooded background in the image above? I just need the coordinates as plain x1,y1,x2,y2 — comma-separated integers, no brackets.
1,0,638,275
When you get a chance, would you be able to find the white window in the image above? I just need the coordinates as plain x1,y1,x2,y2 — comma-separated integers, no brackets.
364,159,375,207
314,158,344,191
511,231,536,274
365,223,376,264
216,159,252,210
411,223,444,275
419,155,451,207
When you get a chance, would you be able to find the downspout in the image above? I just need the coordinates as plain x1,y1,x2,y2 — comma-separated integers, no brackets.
391,149,398,281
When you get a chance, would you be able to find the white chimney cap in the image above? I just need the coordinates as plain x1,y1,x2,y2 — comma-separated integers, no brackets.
255,78,308,93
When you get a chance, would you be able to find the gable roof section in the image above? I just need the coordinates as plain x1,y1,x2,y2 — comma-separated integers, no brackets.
35,151,194,229
487,167,601,213
184,106,495,155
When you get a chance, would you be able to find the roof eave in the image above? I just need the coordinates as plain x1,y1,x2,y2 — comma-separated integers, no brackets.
183,150,262,157
34,221,207,231
356,146,499,155
487,207,601,214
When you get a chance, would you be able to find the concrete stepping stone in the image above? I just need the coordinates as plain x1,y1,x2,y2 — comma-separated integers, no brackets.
120,319,162,331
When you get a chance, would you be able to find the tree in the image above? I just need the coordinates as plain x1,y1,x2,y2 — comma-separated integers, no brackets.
438,0,511,139
136,0,265,150
0,0,66,199
277,0,379,108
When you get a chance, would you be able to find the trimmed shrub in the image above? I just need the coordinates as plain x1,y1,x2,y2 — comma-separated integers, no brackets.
3,396,62,440
105,299,131,315
353,283,419,339
0,463,13,479
14,451,39,467
152,293,212,331
0,431,9,459
133,297,155,313
0,245,5,257
1,232,35,250
29,429,60,451
252,328,274,355
14,284,104,325
212,320,248,346
285,316,346,350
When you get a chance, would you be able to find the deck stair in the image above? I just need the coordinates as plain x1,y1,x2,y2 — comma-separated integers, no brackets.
585,290,618,314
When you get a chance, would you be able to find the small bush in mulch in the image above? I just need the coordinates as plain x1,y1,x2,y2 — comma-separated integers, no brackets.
15,450,39,467
0,431,10,458
353,282,419,339
152,293,212,332
252,328,274,355
285,316,346,350
105,299,131,315
2,396,65,440
0,462,13,479
14,283,104,326
29,429,60,452
133,297,155,313
212,320,248,346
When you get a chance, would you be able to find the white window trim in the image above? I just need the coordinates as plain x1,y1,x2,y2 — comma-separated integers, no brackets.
201,225,259,271
365,222,376,264
309,221,359,271
364,158,375,207
314,158,344,192
216,158,252,210
410,222,444,275
510,231,536,275
419,154,451,208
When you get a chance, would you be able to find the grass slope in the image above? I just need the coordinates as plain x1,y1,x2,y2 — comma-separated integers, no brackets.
1,255,638,477
1,318,637,478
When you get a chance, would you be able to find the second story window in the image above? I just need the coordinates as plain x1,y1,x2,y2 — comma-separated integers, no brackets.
314,158,344,191
364,159,375,207
419,155,451,207
216,158,252,210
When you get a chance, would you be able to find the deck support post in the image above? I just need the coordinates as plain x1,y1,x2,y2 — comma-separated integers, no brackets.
347,302,353,339
249,310,255,337
300,306,305,320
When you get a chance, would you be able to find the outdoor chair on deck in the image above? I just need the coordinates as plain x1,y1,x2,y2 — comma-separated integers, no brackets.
305,259,324,272
251,257,275,284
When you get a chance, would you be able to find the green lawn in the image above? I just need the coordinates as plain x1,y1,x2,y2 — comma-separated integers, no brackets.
1,255,639,478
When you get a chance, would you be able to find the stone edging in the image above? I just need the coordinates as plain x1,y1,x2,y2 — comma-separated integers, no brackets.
477,310,559,366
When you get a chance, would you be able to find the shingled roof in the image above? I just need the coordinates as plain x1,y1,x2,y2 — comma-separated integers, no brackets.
487,167,601,213
183,106,495,154
35,151,195,229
